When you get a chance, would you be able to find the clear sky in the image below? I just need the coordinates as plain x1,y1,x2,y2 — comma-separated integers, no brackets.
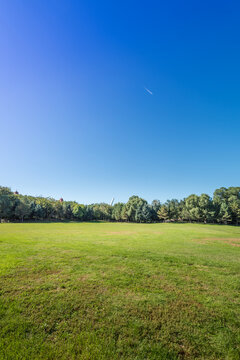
0,0,240,204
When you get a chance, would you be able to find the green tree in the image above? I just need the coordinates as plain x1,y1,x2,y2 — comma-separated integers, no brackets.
141,203,152,222
112,203,125,221
228,196,240,225
0,187,16,221
151,200,161,221
63,202,73,220
213,187,240,224
84,205,94,221
15,198,32,222
165,199,180,221
124,196,148,222
157,205,169,221
32,203,44,220
184,195,201,222
199,194,215,223
219,202,231,224
54,201,64,220
72,203,85,221
0,194,12,221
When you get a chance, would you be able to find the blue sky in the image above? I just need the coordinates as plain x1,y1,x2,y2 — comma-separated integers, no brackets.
0,0,240,204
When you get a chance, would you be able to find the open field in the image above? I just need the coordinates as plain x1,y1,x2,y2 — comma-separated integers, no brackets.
0,223,240,359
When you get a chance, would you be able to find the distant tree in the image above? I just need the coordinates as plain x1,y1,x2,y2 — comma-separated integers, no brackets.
227,187,240,198
35,198,55,220
180,205,190,222
124,196,148,222
0,194,12,221
32,203,44,220
184,195,201,222
165,199,180,221
228,196,240,225
213,187,228,204
135,203,152,223
54,201,64,220
213,187,240,224
157,205,169,221
0,187,16,221
121,204,128,221
72,203,85,221
198,194,215,223
15,198,32,222
63,202,73,220
1,185,240,225
151,200,161,221
112,203,125,221
219,202,231,224
189,207,201,222
84,205,94,221
91,203,112,221
141,203,152,223
100,203,112,221
0,186,12,196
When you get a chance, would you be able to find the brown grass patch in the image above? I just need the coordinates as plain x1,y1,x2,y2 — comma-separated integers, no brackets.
77,274,91,282
195,264,209,271
207,237,240,247
193,237,240,246
120,290,146,301
222,238,240,247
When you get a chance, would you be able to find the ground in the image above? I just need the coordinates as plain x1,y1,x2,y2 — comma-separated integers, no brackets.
0,222,239,359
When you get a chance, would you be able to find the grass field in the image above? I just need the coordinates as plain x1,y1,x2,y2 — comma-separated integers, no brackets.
0,222,240,359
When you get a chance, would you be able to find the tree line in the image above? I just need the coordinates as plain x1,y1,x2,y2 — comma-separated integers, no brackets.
0,186,240,225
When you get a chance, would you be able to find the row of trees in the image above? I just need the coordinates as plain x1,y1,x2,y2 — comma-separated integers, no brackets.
0,186,240,225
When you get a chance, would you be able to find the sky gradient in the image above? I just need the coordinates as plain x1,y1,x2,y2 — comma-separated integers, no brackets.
1,0,240,204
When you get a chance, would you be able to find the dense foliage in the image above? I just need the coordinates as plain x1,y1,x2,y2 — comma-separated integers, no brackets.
0,186,240,225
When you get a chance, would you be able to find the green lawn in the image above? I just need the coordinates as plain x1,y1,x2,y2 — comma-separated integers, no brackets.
0,222,239,360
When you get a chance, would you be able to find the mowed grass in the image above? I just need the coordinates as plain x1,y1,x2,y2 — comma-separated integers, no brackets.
0,223,240,360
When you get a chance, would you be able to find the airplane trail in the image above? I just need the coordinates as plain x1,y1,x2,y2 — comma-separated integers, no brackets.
144,87,153,95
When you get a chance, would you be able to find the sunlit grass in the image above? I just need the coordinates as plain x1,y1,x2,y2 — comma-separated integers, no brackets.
0,222,240,359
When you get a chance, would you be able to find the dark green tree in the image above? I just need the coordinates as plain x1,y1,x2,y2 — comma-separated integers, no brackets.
112,203,125,221
219,202,231,224
124,196,148,222
15,198,32,222
157,205,169,221
151,200,161,221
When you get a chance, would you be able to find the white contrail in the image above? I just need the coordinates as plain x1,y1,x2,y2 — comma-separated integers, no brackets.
144,87,153,95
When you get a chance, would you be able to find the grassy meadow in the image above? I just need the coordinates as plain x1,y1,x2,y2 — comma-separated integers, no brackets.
0,222,240,359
